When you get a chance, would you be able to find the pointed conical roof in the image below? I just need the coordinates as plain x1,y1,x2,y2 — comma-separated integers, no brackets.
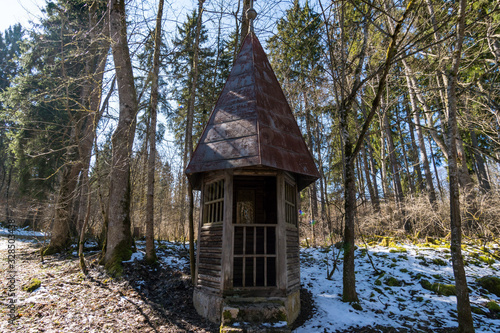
186,32,319,190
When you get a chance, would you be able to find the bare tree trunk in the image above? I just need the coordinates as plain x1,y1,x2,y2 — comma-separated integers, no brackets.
367,142,380,206
397,117,415,194
362,143,379,211
446,0,475,331
104,0,138,276
404,62,437,205
379,114,390,200
383,104,404,207
185,0,205,284
304,93,318,246
469,127,490,192
145,0,164,264
429,134,444,200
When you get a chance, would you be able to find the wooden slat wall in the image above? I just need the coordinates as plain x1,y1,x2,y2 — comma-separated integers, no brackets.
286,225,300,290
198,223,223,291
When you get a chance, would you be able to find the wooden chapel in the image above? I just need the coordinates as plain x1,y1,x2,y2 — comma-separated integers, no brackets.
185,7,319,329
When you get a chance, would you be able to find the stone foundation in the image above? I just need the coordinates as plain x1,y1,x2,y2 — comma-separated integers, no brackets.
194,288,300,330
193,288,223,323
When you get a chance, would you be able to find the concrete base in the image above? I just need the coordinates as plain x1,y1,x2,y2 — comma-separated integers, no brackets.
284,289,300,324
194,288,300,329
193,288,223,323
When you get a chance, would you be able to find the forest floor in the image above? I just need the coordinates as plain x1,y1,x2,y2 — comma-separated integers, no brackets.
0,231,499,332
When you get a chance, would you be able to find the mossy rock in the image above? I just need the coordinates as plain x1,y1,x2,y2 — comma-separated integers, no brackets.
384,276,403,287
379,237,397,247
425,237,439,245
479,255,495,265
23,278,41,292
432,258,447,266
471,306,486,315
374,279,382,286
486,301,500,313
420,279,456,296
389,247,407,253
477,276,500,297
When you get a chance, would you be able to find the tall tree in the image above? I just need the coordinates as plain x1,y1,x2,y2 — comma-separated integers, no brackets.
144,0,165,265
320,0,416,302
445,0,475,330
44,0,109,255
267,0,324,243
104,0,139,276
0,24,23,221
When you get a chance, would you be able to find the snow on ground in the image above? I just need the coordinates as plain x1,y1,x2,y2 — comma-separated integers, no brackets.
0,226,46,238
134,241,189,270
4,226,497,332
295,241,499,332
137,238,498,332
0,227,47,250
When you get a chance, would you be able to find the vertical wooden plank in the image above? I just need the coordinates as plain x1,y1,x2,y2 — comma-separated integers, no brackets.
242,227,246,287
276,172,287,290
264,226,267,287
195,178,205,287
221,170,233,291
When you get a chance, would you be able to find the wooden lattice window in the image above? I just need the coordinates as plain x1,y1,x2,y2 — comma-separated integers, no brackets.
285,181,297,226
233,225,276,287
203,179,224,224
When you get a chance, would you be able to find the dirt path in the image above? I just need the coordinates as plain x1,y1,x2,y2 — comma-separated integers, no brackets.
0,237,218,332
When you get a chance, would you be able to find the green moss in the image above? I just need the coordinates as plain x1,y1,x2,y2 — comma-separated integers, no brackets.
400,268,408,273
23,278,41,292
420,280,456,296
379,237,397,247
415,296,424,302
374,279,382,286
486,301,500,313
426,237,439,245
104,240,133,277
274,310,288,322
479,255,495,265
477,276,500,297
42,243,68,256
351,303,363,311
390,247,407,253
432,258,447,266
471,306,486,315
223,310,234,322
384,276,403,287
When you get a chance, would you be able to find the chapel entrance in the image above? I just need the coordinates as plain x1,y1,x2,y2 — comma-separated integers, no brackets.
232,176,277,288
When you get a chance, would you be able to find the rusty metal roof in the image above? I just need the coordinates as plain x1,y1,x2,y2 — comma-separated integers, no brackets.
186,32,319,190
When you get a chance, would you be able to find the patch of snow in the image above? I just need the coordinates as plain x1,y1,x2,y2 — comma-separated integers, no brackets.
161,256,188,270
0,226,46,237
22,285,59,304
123,251,145,263
295,242,499,332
